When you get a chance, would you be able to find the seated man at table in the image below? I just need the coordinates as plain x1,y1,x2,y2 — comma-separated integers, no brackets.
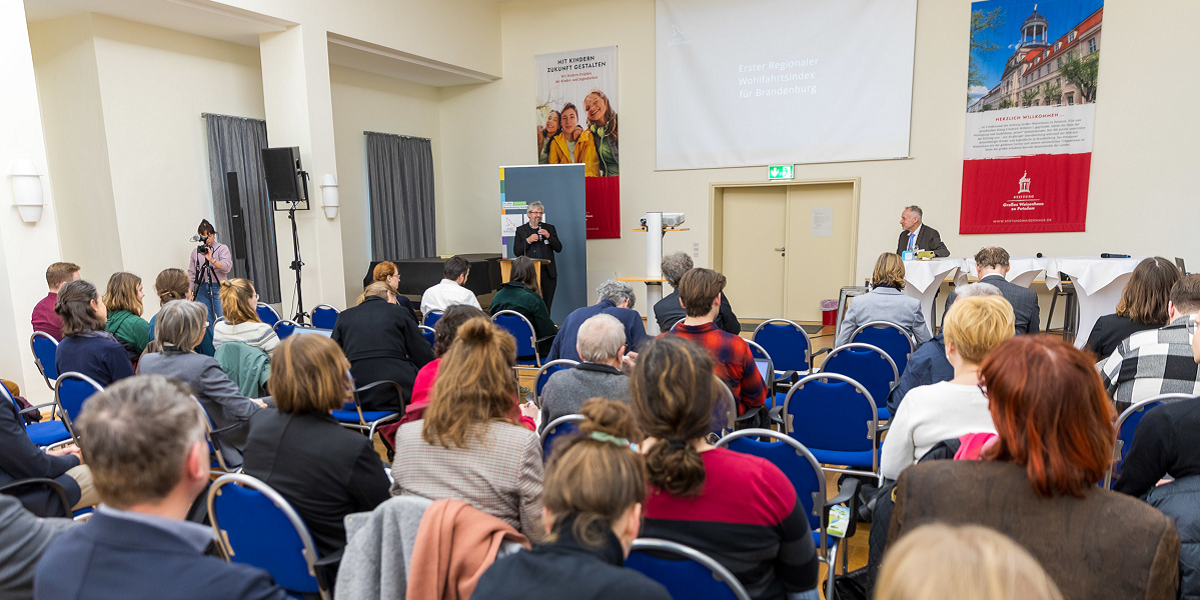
547,280,648,362
654,252,739,334
896,205,950,257
972,246,1040,334
1100,274,1200,414
420,255,481,317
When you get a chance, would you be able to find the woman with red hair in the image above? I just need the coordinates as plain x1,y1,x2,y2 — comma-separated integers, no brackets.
886,336,1180,600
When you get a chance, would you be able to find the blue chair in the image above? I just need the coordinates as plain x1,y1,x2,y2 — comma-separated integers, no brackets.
311,304,340,330
30,332,60,390
419,325,436,350
850,321,915,375
752,319,813,387
422,310,443,328
273,319,297,340
332,379,402,446
208,474,336,599
717,429,860,599
820,343,899,421
781,372,881,483
191,395,242,474
1,376,70,448
625,539,751,600
532,359,579,407
256,303,281,327
1104,393,1195,488
540,413,583,462
491,310,543,369
54,372,103,446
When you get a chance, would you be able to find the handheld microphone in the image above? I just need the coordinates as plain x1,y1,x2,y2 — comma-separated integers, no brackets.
1100,253,1131,259
189,235,204,242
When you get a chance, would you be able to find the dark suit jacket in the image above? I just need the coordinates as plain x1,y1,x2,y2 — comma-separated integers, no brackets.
979,274,1041,334
889,460,1181,600
332,296,434,412
512,222,562,278
34,512,287,600
242,410,391,557
886,333,953,415
896,225,950,257
0,398,80,517
654,291,740,335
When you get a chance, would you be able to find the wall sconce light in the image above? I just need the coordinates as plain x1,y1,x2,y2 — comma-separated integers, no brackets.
320,174,339,219
11,159,44,223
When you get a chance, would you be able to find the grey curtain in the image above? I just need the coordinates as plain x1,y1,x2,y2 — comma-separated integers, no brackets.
204,114,281,303
366,132,436,260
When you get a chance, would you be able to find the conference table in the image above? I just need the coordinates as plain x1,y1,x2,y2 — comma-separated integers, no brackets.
902,256,1144,349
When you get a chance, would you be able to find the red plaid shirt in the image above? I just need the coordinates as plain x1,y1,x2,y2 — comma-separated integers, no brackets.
666,322,767,414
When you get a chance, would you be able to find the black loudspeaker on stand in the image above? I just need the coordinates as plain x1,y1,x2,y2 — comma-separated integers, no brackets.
262,146,310,325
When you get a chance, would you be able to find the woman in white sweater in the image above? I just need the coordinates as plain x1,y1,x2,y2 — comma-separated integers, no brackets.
213,278,280,357
880,294,1015,480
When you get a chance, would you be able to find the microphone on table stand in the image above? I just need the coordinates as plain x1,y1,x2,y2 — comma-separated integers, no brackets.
1100,253,1131,259
1036,252,1043,258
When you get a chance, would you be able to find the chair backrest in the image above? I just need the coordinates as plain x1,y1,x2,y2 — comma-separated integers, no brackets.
715,376,736,434
820,343,898,411
716,429,829,552
1106,393,1196,487
273,319,297,340
418,325,436,350
752,319,813,374
540,414,584,461
534,359,579,407
850,322,915,375
208,474,325,596
191,395,240,473
422,310,443,328
256,303,281,327
491,310,539,361
342,379,405,423
781,373,878,460
30,332,60,386
625,539,752,600
744,340,775,393
311,304,340,330
54,372,103,440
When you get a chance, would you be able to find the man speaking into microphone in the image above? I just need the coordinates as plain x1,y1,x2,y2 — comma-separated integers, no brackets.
512,201,562,311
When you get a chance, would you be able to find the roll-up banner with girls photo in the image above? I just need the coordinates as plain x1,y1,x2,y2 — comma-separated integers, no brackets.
535,45,620,239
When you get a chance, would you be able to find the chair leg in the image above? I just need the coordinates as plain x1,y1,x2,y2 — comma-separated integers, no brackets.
825,543,839,599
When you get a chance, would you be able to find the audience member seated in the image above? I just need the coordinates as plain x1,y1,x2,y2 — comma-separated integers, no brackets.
420,255,481,316
139,301,267,464
214,278,279,356
1087,257,1181,359
634,336,819,600
653,252,739,334
835,252,931,347
475,398,671,600
242,334,390,558
876,524,1063,600
34,376,287,600
970,246,1040,334
490,256,558,357
391,318,544,542
548,279,648,362
332,282,434,413
880,295,1014,480
1100,274,1200,414
401,304,488,424
0,495,75,600
887,282,1000,414
147,268,214,357
103,272,150,361
0,382,98,516
372,260,419,321
889,336,1181,600
54,280,134,386
31,261,80,341
541,314,632,424
667,268,766,419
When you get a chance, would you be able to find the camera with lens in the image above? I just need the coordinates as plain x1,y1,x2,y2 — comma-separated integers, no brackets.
197,243,211,255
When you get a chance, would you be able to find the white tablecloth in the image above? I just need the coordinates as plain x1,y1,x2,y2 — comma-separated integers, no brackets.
902,259,969,337
958,256,1060,289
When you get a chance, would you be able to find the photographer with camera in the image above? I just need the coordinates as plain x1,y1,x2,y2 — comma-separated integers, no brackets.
187,219,231,326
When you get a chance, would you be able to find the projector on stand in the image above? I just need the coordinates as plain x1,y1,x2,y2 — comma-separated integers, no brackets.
640,212,686,229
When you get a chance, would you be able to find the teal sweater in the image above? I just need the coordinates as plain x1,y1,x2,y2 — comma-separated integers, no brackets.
489,282,557,356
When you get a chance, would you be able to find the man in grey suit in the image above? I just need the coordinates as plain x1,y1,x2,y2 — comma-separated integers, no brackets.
896,205,950,257
974,246,1040,334
0,494,75,599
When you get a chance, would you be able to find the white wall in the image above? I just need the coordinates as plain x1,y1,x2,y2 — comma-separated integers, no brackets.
330,65,443,305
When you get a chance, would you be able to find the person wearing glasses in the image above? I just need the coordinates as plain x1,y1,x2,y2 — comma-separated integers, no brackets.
512,201,562,312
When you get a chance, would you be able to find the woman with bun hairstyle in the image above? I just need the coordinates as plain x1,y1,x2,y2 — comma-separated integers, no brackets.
391,317,544,542
475,398,670,600
54,280,134,386
635,336,820,600
187,219,232,325
147,268,214,356
213,278,279,357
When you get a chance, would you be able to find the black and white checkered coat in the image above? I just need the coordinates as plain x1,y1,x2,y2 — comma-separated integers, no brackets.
1100,318,1200,414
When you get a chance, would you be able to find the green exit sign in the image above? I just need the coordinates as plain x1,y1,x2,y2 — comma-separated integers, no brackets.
768,165,795,180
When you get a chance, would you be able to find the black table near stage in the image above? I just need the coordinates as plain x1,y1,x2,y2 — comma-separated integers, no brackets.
363,254,503,298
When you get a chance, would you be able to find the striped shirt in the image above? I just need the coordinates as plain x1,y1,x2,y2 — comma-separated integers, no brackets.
1100,317,1200,414
213,321,280,357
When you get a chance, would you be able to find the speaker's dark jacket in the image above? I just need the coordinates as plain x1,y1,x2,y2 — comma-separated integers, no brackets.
512,222,562,278
896,226,950,257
